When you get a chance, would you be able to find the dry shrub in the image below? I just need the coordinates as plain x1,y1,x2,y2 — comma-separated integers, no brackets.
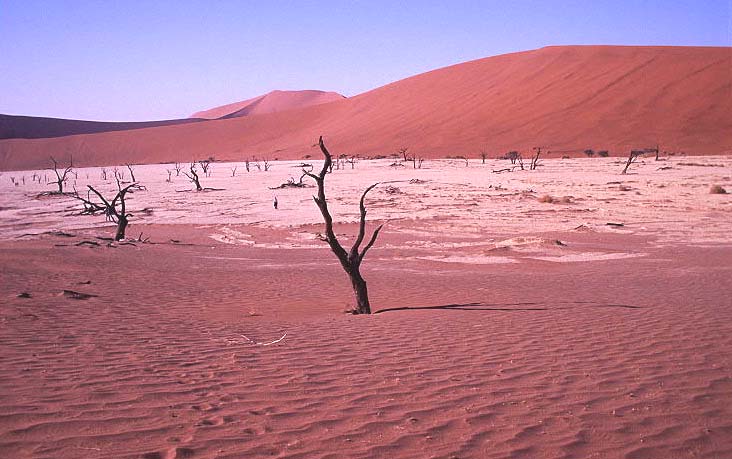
538,194,555,203
539,194,573,204
709,185,727,194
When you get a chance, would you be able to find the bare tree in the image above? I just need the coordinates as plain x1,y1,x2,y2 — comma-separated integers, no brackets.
49,156,73,194
649,145,660,161
101,168,108,181
125,164,136,182
262,158,271,172
174,162,183,176
304,137,383,315
166,170,172,182
480,151,488,164
505,151,520,165
199,160,211,177
584,149,595,157
622,150,645,174
231,165,238,177
183,162,203,191
74,178,143,241
530,147,542,170
244,158,251,172
516,154,525,170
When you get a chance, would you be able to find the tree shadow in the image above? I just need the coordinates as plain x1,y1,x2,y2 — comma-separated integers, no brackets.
374,301,642,314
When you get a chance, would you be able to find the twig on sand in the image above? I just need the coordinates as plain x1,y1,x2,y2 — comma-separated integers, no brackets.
234,333,287,346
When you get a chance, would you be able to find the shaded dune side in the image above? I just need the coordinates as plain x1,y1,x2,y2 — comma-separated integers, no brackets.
1,46,730,170
0,114,206,140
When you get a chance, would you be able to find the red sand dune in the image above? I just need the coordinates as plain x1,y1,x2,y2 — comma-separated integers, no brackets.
0,114,205,140
190,90,345,120
1,45,730,170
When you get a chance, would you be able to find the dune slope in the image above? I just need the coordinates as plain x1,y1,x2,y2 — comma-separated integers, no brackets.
1,46,730,170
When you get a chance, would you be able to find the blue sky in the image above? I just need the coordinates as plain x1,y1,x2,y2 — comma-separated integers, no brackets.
1,0,730,121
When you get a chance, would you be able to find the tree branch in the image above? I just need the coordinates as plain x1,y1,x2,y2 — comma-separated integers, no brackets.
359,224,383,262
350,182,379,260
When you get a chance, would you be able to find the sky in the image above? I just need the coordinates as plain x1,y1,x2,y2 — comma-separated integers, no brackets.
1,0,730,121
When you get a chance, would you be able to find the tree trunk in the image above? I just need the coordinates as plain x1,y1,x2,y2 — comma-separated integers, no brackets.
57,180,63,194
115,216,128,241
350,271,371,314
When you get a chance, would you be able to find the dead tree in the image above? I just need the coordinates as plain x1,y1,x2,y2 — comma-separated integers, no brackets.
231,166,238,177
304,137,383,315
199,160,211,177
76,179,143,240
174,162,182,176
649,145,660,161
49,156,73,194
72,187,106,215
126,164,136,182
506,151,519,164
183,162,203,191
262,158,271,171
480,151,488,164
166,170,172,182
622,150,644,174
530,147,542,170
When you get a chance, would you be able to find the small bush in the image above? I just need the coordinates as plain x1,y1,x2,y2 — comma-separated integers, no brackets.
538,194,555,203
597,150,609,157
710,185,727,194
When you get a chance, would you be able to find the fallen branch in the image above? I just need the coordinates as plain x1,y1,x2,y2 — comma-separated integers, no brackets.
234,332,287,346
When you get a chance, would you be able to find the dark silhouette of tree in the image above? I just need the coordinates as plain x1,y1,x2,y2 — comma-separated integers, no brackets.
74,178,143,240
183,162,203,191
49,156,73,194
304,137,383,314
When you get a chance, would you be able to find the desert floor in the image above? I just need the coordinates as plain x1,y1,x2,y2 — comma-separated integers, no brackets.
1,156,731,459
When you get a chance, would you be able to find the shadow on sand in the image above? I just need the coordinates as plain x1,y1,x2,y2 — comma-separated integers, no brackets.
374,301,642,314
